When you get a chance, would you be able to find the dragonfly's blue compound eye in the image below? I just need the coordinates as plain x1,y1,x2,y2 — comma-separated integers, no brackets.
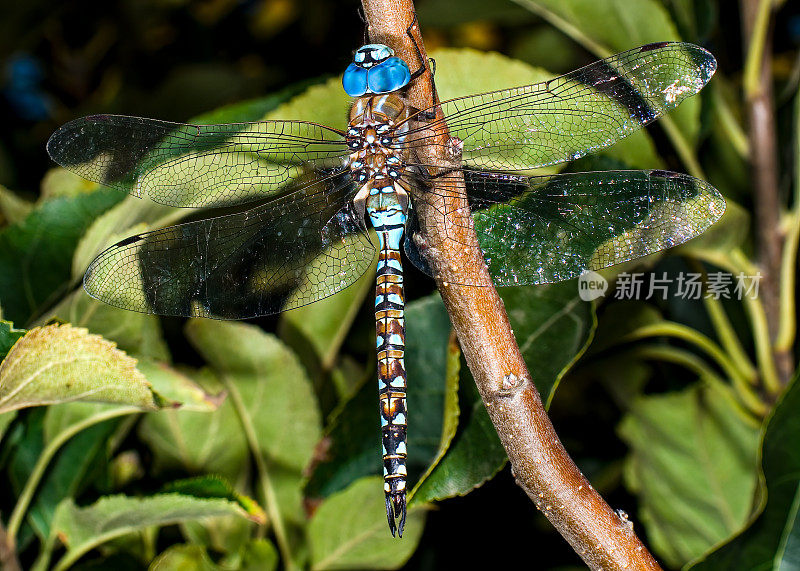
343,44,412,97
367,57,411,94
343,63,369,97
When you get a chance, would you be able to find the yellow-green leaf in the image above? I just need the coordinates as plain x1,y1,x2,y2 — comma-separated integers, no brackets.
48,290,170,362
50,493,260,571
0,185,33,225
185,320,321,472
0,324,166,413
309,477,425,570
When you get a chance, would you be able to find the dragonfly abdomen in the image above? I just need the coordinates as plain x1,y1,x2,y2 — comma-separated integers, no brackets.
367,180,409,538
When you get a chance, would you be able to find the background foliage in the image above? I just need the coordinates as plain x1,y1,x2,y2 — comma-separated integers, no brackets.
1,0,799,569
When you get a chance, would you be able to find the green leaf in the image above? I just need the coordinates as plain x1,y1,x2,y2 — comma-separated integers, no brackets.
28,416,118,541
433,47,551,100
501,280,595,405
149,544,217,571
510,26,584,74
164,476,265,524
7,405,133,549
40,168,104,201
195,80,320,124
306,294,454,498
43,402,133,446
303,371,375,498
0,319,25,361
0,410,15,441
409,332,461,501
0,184,33,225
0,324,168,413
411,365,507,504
403,296,460,475
138,368,248,481
185,320,322,529
667,0,716,42
136,360,221,412
0,185,122,325
689,372,800,570
7,408,47,549
149,539,278,571
308,477,425,570
263,76,352,128
185,320,321,473
49,493,261,571
41,361,217,466
48,287,170,362
24,391,188,542
619,383,760,567
515,0,681,52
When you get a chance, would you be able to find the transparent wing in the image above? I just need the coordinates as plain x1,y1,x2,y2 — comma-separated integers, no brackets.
403,42,716,171
404,169,725,285
47,114,350,208
84,171,376,318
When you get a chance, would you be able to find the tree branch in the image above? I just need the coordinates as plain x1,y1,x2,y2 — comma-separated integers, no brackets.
360,0,662,568
741,0,793,386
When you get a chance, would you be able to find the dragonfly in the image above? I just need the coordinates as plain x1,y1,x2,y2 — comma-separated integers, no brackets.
47,38,724,537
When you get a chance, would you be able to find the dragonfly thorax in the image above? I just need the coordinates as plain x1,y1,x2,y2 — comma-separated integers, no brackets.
346,94,411,184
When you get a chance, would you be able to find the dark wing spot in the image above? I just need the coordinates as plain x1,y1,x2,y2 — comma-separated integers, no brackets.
639,42,671,52
650,169,681,178
116,234,145,247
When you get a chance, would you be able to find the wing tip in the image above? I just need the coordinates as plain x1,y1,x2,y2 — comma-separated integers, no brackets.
637,41,718,88
647,169,727,226
46,115,107,167
45,120,76,165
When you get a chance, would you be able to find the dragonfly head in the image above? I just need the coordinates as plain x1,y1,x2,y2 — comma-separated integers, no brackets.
343,44,411,97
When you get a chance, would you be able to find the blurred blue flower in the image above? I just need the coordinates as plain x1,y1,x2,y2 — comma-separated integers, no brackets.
3,53,53,121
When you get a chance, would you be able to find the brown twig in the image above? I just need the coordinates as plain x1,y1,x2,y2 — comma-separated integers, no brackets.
360,0,662,568
0,520,21,571
741,0,793,386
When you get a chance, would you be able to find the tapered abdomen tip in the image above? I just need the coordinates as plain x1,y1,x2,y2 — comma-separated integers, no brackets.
386,493,407,538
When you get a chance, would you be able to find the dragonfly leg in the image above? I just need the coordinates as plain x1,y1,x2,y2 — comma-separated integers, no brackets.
405,11,424,81
357,5,368,44
405,11,438,116
353,182,370,221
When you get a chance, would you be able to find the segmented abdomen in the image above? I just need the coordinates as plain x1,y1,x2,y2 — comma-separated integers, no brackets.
376,240,407,536
368,181,409,538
